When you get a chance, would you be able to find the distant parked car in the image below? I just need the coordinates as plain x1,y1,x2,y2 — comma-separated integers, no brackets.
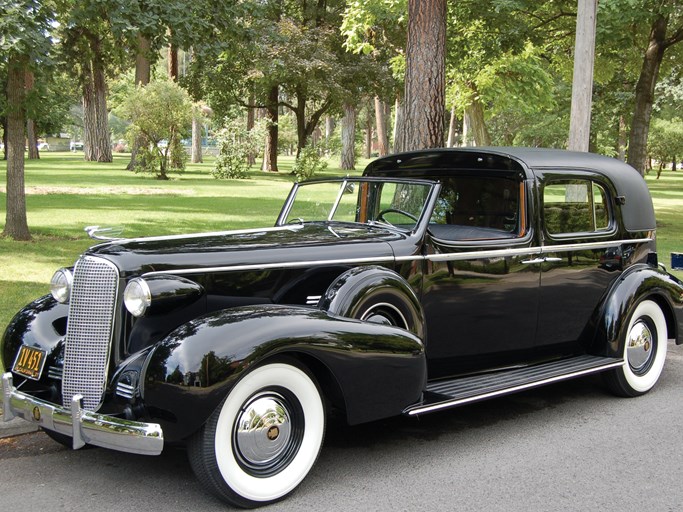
37,142,49,151
70,141,84,151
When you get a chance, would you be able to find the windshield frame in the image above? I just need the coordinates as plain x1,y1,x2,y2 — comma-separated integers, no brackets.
276,176,440,234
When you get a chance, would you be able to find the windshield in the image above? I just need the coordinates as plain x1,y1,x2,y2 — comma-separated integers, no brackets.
279,178,434,232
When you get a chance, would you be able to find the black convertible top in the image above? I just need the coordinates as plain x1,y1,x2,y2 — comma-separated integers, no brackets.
363,147,655,233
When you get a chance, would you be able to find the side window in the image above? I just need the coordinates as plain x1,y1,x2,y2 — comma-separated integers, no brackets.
429,176,524,240
543,180,610,235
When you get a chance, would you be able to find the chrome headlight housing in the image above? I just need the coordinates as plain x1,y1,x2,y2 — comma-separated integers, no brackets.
50,268,73,304
124,278,152,317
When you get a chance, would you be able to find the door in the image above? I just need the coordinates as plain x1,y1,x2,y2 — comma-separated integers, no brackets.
535,173,622,352
421,173,542,378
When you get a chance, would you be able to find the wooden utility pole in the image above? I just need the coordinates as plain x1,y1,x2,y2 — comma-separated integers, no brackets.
568,0,598,152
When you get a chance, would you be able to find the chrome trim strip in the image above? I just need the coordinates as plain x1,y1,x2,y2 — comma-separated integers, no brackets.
142,238,653,277
143,255,397,277
540,238,652,253
124,224,304,244
424,246,540,263
2,373,163,455
405,360,625,416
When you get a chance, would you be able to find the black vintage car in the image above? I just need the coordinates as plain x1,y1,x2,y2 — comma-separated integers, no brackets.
3,148,683,507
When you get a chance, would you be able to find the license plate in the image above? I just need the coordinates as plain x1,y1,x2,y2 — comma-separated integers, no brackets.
12,345,47,380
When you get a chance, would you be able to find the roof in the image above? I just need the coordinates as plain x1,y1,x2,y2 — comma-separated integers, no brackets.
363,147,655,233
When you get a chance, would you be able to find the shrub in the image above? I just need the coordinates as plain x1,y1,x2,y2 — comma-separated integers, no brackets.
292,144,328,181
212,118,266,179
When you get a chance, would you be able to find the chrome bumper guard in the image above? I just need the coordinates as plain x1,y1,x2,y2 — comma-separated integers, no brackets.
2,372,163,456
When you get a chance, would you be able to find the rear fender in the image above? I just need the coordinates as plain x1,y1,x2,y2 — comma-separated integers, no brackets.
142,304,426,441
593,265,683,356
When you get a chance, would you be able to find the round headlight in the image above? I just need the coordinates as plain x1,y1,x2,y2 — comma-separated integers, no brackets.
124,278,152,317
50,268,73,304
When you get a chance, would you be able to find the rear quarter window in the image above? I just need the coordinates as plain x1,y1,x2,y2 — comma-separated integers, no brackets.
543,179,611,235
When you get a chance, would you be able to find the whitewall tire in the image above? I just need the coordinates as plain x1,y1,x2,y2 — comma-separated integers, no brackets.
189,360,325,508
604,299,668,397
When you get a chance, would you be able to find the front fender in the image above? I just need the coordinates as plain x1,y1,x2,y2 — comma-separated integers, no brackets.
142,304,426,441
594,265,683,357
1,295,68,379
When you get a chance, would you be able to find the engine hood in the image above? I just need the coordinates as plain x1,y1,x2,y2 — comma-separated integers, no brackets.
85,223,404,277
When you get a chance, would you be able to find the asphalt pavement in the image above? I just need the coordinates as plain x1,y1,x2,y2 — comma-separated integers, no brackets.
1,344,682,511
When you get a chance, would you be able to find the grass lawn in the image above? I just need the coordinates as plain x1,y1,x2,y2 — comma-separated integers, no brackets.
1,151,682,335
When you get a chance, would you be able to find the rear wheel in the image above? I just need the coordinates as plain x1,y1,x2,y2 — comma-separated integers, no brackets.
604,299,668,397
188,361,325,508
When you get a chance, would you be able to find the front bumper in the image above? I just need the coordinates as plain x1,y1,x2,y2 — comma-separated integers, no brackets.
2,372,163,455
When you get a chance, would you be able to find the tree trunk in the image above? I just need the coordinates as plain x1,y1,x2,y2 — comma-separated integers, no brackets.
25,70,40,160
27,119,39,159
246,94,256,165
325,116,335,142
627,15,669,175
82,60,96,161
568,0,597,152
82,36,112,163
374,97,388,157
447,105,457,147
295,89,307,158
191,114,203,163
92,56,112,162
340,103,356,170
616,115,627,161
262,85,279,172
393,95,404,154
462,109,470,146
466,93,491,146
127,34,151,170
364,102,373,158
168,42,179,81
401,0,446,151
3,54,31,240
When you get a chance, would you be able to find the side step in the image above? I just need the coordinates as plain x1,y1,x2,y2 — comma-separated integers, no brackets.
405,354,624,416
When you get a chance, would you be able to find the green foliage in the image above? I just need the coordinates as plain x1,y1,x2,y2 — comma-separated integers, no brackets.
292,144,328,181
0,0,53,59
116,80,193,179
212,118,266,180
648,118,683,172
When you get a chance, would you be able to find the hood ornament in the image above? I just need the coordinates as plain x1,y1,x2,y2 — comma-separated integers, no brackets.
84,225,124,241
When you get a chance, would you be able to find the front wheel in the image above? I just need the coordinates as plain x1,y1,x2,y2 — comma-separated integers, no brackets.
188,361,325,508
604,299,668,397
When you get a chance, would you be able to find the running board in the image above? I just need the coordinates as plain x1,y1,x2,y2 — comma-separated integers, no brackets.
405,355,624,416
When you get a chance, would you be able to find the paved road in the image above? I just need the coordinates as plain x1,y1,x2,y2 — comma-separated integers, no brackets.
2,344,682,512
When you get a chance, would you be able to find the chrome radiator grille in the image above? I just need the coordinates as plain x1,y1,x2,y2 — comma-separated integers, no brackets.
62,256,119,411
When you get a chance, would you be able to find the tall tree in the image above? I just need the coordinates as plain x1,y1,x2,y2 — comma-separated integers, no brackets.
4,55,31,240
0,0,53,240
627,8,683,175
401,0,446,150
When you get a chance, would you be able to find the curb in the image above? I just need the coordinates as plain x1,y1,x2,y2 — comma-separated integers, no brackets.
0,416,39,439
0,384,40,439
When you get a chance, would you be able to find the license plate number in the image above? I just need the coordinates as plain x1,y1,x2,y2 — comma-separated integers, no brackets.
12,345,47,380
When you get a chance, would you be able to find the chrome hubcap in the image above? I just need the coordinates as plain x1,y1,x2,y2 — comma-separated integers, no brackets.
627,320,654,373
233,391,302,476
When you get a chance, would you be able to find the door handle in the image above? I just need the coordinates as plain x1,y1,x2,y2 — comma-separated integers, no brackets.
521,257,563,265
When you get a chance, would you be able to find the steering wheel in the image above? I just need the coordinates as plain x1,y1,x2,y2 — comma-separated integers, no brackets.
377,208,419,226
